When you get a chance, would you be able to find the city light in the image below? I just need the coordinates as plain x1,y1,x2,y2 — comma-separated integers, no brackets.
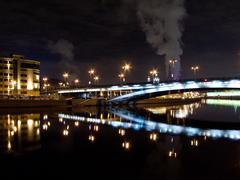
120,63,132,83
94,76,99,83
149,69,158,76
63,129,69,136
148,69,160,83
75,121,79,127
118,73,125,82
88,69,95,85
122,141,130,150
43,77,48,82
63,72,69,79
168,149,177,158
191,65,199,78
88,69,95,75
93,125,99,131
89,135,95,142
190,139,199,147
74,79,80,84
169,59,178,80
118,129,125,136
150,133,158,141
122,63,131,72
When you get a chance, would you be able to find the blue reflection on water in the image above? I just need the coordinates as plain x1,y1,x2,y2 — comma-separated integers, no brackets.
58,108,240,141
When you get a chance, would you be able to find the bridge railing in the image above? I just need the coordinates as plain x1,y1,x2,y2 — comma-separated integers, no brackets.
42,76,240,93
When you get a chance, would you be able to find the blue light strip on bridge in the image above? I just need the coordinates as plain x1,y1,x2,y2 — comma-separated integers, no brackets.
109,79,240,102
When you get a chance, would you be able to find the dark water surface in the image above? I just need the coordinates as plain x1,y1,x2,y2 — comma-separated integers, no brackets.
1,100,240,180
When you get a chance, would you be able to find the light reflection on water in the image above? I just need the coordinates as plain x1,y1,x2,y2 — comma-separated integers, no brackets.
0,114,41,153
1,100,240,155
1,101,240,179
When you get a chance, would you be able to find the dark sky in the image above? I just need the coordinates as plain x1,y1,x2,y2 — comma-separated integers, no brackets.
1,0,240,84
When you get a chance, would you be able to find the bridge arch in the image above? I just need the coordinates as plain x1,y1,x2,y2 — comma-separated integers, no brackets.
109,79,240,103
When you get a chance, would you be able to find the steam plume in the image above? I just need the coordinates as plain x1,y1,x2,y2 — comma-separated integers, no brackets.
48,39,78,78
137,0,186,80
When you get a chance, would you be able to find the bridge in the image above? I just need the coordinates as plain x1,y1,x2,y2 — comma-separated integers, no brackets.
57,78,240,103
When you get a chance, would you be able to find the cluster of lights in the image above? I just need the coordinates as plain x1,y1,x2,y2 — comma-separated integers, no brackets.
93,125,99,132
118,129,125,136
150,133,158,141
2,114,41,152
88,68,99,85
89,135,95,142
148,69,160,84
118,63,131,83
168,149,177,158
122,141,130,150
75,121,79,127
63,129,69,136
190,139,199,147
58,73,81,88
43,77,50,90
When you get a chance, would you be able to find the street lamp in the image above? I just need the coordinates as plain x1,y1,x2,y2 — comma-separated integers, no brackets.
118,73,125,83
43,77,48,82
62,72,69,86
169,59,178,80
149,69,158,77
149,69,159,83
74,79,80,87
88,68,95,85
121,63,131,82
93,76,99,85
191,66,199,79
43,77,48,90
122,63,131,72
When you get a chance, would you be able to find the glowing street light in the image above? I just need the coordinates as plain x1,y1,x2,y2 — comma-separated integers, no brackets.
148,69,160,83
88,68,95,85
74,79,80,84
191,66,199,79
43,77,48,82
63,72,69,79
169,59,178,80
94,76,99,84
149,69,158,77
62,72,69,86
121,63,132,83
122,63,131,72
42,77,49,91
118,73,125,83
88,69,95,76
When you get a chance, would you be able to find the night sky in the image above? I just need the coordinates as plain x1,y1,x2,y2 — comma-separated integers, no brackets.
1,0,240,84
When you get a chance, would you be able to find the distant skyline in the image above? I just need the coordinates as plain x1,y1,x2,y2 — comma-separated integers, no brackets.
1,0,240,84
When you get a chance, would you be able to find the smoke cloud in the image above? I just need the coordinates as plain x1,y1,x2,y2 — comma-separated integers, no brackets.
137,0,186,80
48,39,79,79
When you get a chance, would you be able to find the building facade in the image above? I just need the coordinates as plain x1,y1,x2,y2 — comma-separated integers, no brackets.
0,54,40,96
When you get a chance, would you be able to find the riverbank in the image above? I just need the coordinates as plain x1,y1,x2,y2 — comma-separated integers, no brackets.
0,96,239,108
0,99,71,108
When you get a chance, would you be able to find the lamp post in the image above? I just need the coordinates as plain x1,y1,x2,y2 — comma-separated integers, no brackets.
169,59,178,80
149,69,159,84
88,69,95,85
74,79,80,88
43,77,48,91
118,73,125,83
93,76,99,85
62,72,69,87
191,66,199,79
121,63,131,82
